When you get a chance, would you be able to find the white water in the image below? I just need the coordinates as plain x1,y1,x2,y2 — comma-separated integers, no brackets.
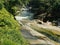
15,8,33,21
15,8,57,45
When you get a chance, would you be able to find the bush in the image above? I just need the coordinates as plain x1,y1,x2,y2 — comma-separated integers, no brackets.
0,8,29,45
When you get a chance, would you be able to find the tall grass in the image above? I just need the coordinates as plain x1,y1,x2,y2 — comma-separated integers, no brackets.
0,8,29,45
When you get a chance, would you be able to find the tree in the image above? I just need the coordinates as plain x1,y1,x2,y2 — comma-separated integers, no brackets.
28,0,60,22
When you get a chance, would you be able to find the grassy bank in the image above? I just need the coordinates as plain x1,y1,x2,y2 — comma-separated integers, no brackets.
0,8,29,45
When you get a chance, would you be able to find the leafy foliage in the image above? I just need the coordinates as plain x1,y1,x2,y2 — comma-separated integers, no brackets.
0,0,30,45
28,0,60,21
3,0,30,15
0,4,29,45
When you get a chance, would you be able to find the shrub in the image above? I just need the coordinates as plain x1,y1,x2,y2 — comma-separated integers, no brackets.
0,8,29,45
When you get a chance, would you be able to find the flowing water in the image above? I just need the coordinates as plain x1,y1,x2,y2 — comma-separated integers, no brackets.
15,8,59,45
15,8,60,45
15,8,34,20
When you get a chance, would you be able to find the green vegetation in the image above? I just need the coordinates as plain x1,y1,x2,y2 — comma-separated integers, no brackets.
28,0,60,22
0,0,29,45
0,0,60,45
3,0,30,16
0,7,29,45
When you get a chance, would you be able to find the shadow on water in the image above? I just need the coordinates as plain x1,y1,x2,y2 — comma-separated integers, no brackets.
30,44,51,45
21,29,38,40
37,31,60,43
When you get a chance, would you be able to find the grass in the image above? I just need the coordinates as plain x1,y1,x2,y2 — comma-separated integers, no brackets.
0,8,29,45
